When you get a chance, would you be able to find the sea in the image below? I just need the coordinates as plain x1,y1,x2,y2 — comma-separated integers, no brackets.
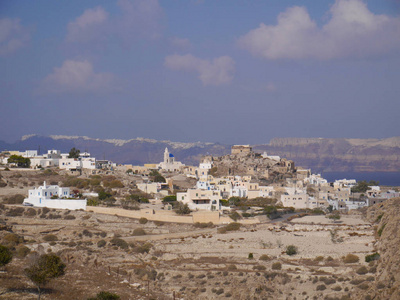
321,172,400,187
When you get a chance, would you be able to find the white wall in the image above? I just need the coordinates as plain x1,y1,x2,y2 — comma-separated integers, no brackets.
23,198,86,210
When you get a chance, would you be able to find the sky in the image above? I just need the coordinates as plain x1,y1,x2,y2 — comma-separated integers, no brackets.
0,0,399,145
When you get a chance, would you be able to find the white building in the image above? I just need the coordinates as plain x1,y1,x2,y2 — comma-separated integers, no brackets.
158,148,184,172
177,188,221,211
23,182,87,210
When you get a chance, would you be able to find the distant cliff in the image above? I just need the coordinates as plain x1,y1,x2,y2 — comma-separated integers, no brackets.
253,137,400,172
1,135,399,172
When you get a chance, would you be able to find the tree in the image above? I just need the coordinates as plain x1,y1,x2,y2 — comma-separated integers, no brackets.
351,180,379,193
24,253,66,300
7,155,30,168
175,202,191,215
68,147,80,159
0,244,12,267
149,170,166,183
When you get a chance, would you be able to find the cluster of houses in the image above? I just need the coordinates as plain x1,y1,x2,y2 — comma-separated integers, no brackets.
131,146,399,213
1,149,114,173
3,145,398,214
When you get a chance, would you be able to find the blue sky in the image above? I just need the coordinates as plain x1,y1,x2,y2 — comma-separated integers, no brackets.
1,0,399,144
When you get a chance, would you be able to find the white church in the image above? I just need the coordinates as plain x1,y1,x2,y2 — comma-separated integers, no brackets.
158,148,184,172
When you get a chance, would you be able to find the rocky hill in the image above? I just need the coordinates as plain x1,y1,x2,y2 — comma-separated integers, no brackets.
1,135,399,172
358,198,400,299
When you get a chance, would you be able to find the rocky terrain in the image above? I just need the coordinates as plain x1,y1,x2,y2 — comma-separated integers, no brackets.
355,198,400,300
1,169,399,299
1,135,400,172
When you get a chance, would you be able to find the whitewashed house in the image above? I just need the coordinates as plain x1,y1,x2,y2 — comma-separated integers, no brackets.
23,181,87,210
177,188,222,211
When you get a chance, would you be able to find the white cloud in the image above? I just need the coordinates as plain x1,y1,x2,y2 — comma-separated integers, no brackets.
164,54,235,86
170,37,191,49
41,60,115,94
238,0,400,60
117,0,164,41
65,6,109,43
0,18,30,56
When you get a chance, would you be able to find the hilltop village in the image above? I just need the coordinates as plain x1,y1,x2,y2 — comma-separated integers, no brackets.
1,145,398,219
0,146,399,299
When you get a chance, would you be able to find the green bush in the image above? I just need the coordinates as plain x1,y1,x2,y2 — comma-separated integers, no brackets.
0,244,13,267
248,253,254,259
343,254,359,263
175,202,191,215
87,291,120,300
132,228,146,236
365,252,380,262
377,224,386,237
286,245,298,256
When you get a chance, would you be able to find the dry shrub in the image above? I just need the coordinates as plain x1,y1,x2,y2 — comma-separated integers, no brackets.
139,217,148,224
332,285,342,291
194,222,214,228
272,262,282,270
343,254,359,263
253,265,266,271
3,194,25,204
6,207,25,216
132,242,152,254
356,266,368,275
97,240,106,247
132,228,146,236
2,233,24,247
24,208,37,216
314,256,324,262
320,277,336,285
316,285,326,291
218,222,241,234
64,215,76,220
227,264,237,271
110,238,128,249
259,254,270,261
43,234,58,242
16,245,31,258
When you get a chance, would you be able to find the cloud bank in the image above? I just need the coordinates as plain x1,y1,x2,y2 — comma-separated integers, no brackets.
41,60,115,94
238,0,400,60
65,6,109,43
164,54,235,86
0,18,30,56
